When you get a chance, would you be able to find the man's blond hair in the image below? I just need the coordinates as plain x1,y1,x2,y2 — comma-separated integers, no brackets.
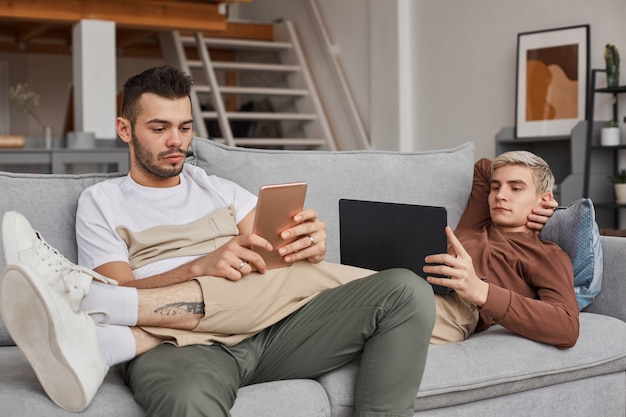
491,151,554,195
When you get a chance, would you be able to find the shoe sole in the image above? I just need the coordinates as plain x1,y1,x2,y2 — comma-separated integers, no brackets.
0,264,89,412
2,211,21,265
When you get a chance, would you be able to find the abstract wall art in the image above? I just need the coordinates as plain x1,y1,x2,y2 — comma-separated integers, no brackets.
515,25,589,138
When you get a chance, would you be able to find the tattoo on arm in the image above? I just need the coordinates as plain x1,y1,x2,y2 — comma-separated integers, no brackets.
154,301,205,316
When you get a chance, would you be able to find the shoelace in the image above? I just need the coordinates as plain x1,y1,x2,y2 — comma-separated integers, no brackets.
61,265,117,290
84,309,112,327
34,231,118,288
35,231,72,273
60,265,119,313
32,231,118,323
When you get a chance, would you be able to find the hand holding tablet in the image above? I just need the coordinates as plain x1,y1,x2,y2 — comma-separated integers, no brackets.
252,182,308,269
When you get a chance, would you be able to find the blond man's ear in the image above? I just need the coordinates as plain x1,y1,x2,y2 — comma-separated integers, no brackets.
540,192,557,206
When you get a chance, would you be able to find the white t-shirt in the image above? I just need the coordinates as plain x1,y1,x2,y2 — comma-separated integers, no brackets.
76,164,257,279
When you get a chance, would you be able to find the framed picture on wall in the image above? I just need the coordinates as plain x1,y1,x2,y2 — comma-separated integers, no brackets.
515,24,589,138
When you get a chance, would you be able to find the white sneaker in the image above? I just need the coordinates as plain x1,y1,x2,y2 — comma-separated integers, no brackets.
2,211,117,311
0,263,109,411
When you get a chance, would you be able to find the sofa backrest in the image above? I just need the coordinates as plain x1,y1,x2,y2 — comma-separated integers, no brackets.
189,138,476,263
0,171,124,346
0,171,124,267
0,138,475,346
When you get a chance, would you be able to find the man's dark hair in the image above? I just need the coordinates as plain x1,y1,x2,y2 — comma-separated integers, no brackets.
121,65,194,125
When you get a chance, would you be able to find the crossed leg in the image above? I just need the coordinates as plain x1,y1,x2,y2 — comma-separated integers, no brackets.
125,269,436,417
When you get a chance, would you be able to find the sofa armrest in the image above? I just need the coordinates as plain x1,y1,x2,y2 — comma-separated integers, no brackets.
584,236,626,321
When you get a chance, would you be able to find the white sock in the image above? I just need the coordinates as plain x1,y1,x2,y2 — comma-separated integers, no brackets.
81,281,139,326
96,325,136,366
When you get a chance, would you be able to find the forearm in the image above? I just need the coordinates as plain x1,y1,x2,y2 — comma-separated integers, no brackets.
456,159,492,230
121,261,202,289
480,284,579,348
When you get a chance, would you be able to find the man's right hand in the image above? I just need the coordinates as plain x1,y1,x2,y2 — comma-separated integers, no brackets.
190,233,272,281
423,226,489,307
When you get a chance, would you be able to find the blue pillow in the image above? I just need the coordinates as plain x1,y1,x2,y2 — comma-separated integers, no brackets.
539,198,603,310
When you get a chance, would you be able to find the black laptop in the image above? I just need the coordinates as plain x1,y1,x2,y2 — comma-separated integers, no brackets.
339,199,451,294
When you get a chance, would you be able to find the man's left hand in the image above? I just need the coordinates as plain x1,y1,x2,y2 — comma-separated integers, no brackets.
527,196,558,233
277,209,327,264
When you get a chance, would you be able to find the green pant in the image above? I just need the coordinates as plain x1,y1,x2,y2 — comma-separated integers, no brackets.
123,268,436,417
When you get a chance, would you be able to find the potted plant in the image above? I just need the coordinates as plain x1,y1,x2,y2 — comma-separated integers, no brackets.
8,83,51,149
609,169,626,203
605,43,620,88
601,119,620,146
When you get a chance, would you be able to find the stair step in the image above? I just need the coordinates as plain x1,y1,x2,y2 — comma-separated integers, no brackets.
222,86,308,96
180,35,292,51
212,62,301,72
194,85,308,96
227,112,317,121
187,60,300,73
199,111,317,121
168,20,336,150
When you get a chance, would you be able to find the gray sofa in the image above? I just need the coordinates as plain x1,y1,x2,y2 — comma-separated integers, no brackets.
1,137,626,416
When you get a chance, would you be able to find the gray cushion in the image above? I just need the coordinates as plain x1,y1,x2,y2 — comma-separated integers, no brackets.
0,171,124,268
539,198,603,310
412,373,625,417
232,380,330,417
0,171,123,346
0,346,330,417
0,346,144,416
189,138,475,263
585,235,626,321
318,312,626,414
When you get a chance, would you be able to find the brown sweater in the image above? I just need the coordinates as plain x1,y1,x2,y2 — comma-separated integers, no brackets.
455,159,579,348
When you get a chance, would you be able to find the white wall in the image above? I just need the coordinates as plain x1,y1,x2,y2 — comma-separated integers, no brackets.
414,0,626,159
233,0,372,150
237,0,626,157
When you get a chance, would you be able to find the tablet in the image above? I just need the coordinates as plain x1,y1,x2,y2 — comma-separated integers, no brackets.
339,199,451,294
252,182,308,269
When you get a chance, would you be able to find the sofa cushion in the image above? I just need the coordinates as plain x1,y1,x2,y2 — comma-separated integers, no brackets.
318,312,626,414
585,236,626,321
0,346,144,416
0,171,124,267
0,171,123,346
189,138,475,263
539,198,603,310
231,380,330,417
0,346,331,417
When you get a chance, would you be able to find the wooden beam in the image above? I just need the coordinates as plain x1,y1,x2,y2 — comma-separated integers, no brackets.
116,29,155,48
180,22,274,41
0,0,227,32
14,22,53,42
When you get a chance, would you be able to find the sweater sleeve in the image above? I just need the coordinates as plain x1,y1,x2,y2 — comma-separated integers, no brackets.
456,158,492,231
479,246,579,348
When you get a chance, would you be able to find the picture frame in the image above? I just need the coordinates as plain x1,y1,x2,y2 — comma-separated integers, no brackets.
515,24,589,138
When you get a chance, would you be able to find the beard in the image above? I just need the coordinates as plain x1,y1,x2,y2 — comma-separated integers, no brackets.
131,130,185,179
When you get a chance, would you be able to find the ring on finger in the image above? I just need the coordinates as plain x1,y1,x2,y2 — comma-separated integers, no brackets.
308,235,315,246
237,261,247,270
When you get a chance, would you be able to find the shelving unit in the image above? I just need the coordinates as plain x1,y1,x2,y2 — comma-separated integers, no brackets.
583,68,626,228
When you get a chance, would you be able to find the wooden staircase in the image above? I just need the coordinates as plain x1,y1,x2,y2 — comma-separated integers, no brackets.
160,20,337,150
